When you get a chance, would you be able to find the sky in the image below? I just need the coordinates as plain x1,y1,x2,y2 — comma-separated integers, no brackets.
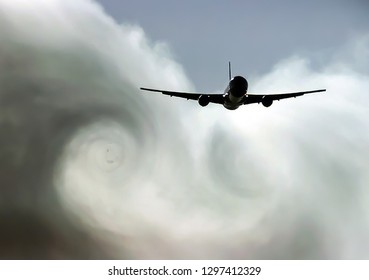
97,0,369,90
0,0,368,259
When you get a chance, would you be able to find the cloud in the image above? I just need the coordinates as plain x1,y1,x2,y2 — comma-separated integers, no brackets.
0,0,368,259
0,0,194,259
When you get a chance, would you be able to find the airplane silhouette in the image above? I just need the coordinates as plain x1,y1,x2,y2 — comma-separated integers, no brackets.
140,62,325,110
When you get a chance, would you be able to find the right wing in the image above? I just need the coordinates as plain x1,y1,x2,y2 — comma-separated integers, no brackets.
244,89,326,105
140,87,224,104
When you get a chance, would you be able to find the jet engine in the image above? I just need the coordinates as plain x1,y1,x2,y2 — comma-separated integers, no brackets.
262,96,273,107
198,95,210,107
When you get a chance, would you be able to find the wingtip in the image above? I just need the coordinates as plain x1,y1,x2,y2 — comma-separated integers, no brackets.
312,89,326,93
139,87,163,93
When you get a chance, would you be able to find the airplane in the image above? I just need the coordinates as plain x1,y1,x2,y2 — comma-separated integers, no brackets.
140,62,326,110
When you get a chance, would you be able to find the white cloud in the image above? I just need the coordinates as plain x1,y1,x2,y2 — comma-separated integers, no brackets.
0,0,368,259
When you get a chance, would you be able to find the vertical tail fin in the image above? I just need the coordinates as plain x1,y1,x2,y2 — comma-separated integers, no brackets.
228,61,232,81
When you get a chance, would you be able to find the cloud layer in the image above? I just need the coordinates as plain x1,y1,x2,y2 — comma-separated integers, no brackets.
0,0,368,259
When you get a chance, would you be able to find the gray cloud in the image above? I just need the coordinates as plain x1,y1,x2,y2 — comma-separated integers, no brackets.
0,0,368,259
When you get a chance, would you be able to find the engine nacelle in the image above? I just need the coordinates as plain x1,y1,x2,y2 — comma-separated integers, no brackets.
198,95,210,107
262,96,273,107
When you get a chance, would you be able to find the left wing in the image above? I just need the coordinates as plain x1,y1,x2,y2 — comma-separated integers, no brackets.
244,89,326,105
140,87,224,104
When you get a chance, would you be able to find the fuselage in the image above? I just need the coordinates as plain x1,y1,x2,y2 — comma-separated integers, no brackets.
223,76,248,110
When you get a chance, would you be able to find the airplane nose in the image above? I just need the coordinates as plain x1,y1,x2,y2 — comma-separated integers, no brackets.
230,76,248,97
